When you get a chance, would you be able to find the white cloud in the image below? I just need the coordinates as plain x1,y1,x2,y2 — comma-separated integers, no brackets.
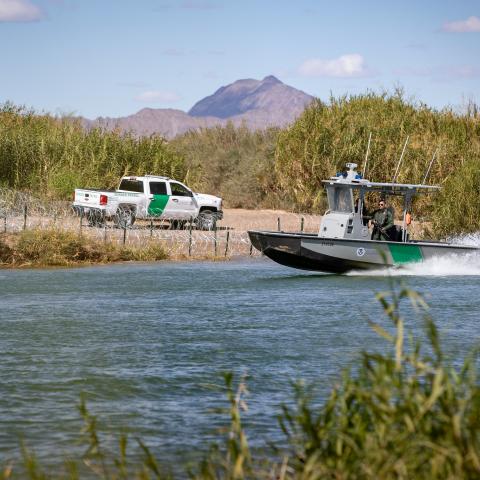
135,91,181,103
442,16,480,33
0,0,43,22
299,54,367,77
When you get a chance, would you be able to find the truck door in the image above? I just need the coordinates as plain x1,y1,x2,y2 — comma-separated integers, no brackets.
147,181,171,217
169,181,197,219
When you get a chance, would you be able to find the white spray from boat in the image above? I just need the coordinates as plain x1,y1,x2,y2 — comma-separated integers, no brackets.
347,233,480,277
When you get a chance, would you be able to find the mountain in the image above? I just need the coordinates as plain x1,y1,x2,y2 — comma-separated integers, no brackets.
86,109,222,139
86,76,314,139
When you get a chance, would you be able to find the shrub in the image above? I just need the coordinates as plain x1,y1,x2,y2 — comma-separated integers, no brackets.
171,123,283,209
7,229,168,267
14,229,96,266
0,237,12,264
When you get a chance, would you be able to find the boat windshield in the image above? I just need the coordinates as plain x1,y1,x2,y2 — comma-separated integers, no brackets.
326,186,354,213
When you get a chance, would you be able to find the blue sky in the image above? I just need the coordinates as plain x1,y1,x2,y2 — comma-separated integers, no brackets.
1,0,479,118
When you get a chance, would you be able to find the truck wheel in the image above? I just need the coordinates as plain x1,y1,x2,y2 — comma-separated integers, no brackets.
72,205,83,217
114,206,136,229
179,220,187,230
87,209,105,228
171,220,187,230
197,210,216,230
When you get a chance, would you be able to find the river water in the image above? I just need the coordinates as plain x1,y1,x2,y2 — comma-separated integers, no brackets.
1,256,480,469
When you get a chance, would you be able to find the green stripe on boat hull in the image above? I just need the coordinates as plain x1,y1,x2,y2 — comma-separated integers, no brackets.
388,243,423,265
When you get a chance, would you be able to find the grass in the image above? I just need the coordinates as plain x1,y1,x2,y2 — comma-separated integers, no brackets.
2,280,480,479
0,229,168,267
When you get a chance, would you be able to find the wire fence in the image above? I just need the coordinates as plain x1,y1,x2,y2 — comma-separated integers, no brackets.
0,189,321,259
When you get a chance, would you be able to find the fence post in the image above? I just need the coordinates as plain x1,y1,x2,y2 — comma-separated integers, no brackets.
103,224,107,244
300,217,304,232
224,230,230,257
150,218,153,238
249,242,253,256
79,209,83,235
188,218,193,256
3,216,6,233
214,220,217,256
123,226,127,245
23,205,28,230
277,217,281,232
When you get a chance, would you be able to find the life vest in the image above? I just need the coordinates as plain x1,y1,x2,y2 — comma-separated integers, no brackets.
405,212,412,226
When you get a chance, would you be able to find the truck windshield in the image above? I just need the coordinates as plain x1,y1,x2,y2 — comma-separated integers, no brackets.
119,179,144,193
326,186,354,213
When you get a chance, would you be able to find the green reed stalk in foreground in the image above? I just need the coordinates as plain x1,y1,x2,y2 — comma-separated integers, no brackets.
2,279,480,479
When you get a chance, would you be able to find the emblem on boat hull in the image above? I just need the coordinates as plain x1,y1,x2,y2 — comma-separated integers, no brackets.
356,247,366,257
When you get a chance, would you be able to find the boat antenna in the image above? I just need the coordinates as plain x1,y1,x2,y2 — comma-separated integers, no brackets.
422,148,438,185
392,136,409,184
362,132,372,178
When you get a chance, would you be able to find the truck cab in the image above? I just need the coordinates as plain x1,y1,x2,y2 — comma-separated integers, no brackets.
118,176,199,220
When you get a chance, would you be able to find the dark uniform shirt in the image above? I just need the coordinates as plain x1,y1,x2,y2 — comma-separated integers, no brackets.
371,208,394,240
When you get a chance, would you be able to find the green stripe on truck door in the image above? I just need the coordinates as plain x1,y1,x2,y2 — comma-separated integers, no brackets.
148,194,170,216
388,243,423,264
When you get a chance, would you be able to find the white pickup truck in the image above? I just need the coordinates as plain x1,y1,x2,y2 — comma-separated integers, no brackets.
73,175,223,230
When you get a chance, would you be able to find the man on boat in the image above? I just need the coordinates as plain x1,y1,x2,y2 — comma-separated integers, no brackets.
370,199,394,240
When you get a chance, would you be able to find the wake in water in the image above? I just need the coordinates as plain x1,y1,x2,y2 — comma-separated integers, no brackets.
347,232,480,277
446,232,480,247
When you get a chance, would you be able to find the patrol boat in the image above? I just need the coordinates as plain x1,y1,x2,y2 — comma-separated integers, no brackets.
248,163,479,273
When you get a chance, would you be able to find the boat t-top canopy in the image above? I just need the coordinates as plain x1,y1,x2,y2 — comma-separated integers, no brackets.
322,163,440,197
322,179,440,195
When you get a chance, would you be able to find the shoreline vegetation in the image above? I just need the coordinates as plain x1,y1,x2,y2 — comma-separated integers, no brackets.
0,228,257,268
2,283,480,479
1,89,479,238
0,229,169,268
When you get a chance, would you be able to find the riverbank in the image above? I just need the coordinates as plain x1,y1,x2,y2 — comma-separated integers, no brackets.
0,229,169,268
0,209,318,268
0,208,432,268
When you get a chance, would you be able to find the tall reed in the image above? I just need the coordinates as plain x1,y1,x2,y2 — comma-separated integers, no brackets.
274,90,480,234
0,103,185,199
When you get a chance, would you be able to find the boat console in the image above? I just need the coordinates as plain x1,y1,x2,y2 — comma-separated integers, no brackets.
319,163,371,240
318,163,437,242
